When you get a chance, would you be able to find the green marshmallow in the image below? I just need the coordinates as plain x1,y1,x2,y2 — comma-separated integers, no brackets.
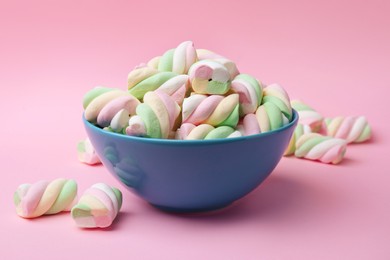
129,72,177,99
205,126,235,139
83,87,115,109
158,49,175,72
136,104,161,139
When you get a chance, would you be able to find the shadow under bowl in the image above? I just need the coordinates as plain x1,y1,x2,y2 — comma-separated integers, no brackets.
83,110,298,212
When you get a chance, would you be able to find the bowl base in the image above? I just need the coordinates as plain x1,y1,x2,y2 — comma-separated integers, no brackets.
150,202,232,214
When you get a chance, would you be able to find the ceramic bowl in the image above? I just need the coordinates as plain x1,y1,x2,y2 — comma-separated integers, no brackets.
83,110,298,212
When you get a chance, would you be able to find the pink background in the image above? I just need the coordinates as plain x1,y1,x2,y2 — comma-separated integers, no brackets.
1,0,389,259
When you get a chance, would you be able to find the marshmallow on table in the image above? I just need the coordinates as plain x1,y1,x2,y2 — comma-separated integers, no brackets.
323,116,371,143
284,124,312,156
182,93,240,128
291,100,324,132
14,179,77,218
71,183,122,228
295,133,347,164
77,138,101,165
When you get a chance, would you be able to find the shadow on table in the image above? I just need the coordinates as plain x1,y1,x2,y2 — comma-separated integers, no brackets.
152,168,338,225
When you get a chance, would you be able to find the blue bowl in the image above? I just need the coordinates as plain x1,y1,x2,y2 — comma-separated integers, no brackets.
83,110,298,212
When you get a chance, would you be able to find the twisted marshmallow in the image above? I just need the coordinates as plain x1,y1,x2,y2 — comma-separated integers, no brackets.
196,49,240,80
323,116,371,143
77,138,101,165
262,84,293,121
231,74,264,116
255,102,290,133
127,64,177,99
126,90,181,139
188,60,231,95
158,41,198,74
71,183,122,228
14,179,77,218
295,133,347,164
83,87,140,132
176,123,241,140
291,100,323,132
284,124,312,156
182,93,239,128
156,74,190,105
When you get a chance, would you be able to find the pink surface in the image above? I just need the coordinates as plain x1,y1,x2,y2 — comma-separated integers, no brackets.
1,0,389,259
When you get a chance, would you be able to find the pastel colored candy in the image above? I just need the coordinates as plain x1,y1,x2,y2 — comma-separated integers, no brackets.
71,183,122,228
291,100,323,132
158,41,198,74
295,133,347,164
97,95,140,131
14,179,77,218
231,74,264,116
127,64,159,90
128,68,178,100
182,93,239,128
77,138,101,165
126,90,181,139
147,56,161,69
262,84,293,121
196,49,225,60
156,74,190,105
255,102,290,133
83,87,139,128
323,116,371,143
236,113,261,136
284,124,312,156
188,60,231,95
82,86,114,109
196,49,239,80
176,123,241,140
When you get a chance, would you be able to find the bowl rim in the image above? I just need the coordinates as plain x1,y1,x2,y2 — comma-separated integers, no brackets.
83,109,298,145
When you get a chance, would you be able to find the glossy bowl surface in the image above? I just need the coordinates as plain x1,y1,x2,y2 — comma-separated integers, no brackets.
83,110,298,212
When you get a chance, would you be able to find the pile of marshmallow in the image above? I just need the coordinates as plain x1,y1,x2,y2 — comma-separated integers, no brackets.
14,178,123,229
81,40,371,165
83,41,293,141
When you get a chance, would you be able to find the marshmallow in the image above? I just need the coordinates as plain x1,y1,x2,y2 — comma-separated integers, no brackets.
262,84,293,121
182,93,240,128
295,133,347,164
284,124,312,156
77,138,101,165
126,90,181,139
14,179,77,218
71,183,122,228
196,49,240,80
188,60,231,95
158,41,198,74
83,87,140,132
176,123,241,140
256,102,290,133
231,74,264,116
156,74,190,105
323,116,371,143
291,100,323,132
128,67,178,100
